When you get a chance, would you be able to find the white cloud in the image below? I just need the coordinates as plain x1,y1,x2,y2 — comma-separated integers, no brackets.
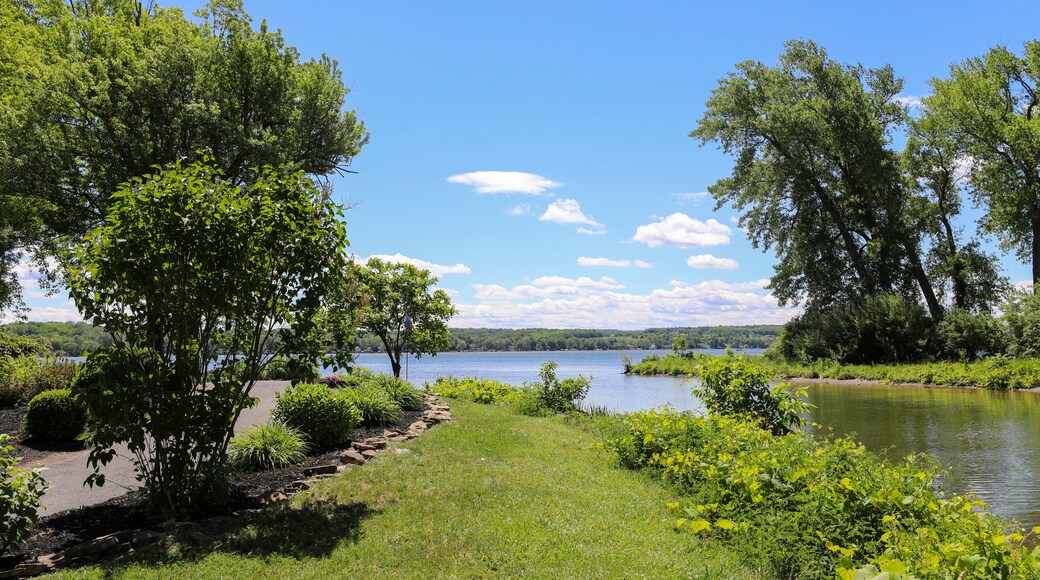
439,288,461,297
686,254,739,270
577,227,607,235
506,204,531,217
952,156,977,184
530,276,622,289
893,94,923,108
577,257,653,269
453,278,797,329
674,192,712,205
363,253,472,276
539,199,603,229
632,213,731,248
447,171,561,195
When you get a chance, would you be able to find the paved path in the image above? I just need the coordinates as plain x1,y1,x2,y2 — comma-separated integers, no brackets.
28,380,292,515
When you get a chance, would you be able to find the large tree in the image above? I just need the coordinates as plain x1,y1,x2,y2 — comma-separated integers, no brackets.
66,159,355,517
0,0,368,304
354,258,456,378
923,41,1040,290
692,40,947,318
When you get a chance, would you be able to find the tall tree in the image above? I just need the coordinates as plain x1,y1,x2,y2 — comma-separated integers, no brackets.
691,40,942,317
0,0,368,302
923,41,1040,290
353,258,456,378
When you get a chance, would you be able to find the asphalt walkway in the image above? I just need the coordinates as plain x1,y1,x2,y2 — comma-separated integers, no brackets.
26,380,291,515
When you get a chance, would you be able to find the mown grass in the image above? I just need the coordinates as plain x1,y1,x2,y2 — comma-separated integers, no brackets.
55,399,757,579
630,353,1040,390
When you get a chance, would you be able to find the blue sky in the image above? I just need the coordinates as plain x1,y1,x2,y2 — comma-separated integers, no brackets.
11,0,1040,328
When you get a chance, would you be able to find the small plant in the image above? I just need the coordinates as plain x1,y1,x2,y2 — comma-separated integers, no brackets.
341,385,403,426
367,374,424,411
273,383,361,447
527,361,590,415
228,421,309,472
22,389,87,441
0,434,47,553
693,355,811,435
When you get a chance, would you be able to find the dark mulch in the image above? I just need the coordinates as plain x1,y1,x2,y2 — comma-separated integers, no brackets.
0,407,85,466
0,406,428,570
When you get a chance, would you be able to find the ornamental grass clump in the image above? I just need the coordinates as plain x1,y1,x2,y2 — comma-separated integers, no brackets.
367,374,424,411
273,383,361,447
228,421,308,472
22,389,87,441
341,385,402,427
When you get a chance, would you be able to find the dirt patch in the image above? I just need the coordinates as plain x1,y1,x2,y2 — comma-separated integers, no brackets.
0,406,430,569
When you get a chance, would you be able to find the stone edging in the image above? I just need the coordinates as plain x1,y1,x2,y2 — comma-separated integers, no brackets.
0,395,452,578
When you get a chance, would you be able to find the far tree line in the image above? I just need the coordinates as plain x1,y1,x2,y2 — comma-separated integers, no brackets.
1,322,781,356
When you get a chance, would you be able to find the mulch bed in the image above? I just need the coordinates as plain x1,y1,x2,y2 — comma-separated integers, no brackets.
0,407,85,467
0,407,426,570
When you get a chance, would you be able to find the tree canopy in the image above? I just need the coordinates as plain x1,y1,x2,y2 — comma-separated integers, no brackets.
354,258,456,378
0,0,368,310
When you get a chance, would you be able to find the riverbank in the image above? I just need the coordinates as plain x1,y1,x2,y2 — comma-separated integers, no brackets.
52,399,755,578
628,353,1040,390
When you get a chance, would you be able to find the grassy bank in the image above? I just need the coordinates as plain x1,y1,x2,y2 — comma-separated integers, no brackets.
629,353,1040,390
55,399,755,578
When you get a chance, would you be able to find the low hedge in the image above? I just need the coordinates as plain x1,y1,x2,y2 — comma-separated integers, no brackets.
22,389,86,441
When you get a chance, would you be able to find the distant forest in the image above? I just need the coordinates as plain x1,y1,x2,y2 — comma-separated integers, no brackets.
2,322,781,356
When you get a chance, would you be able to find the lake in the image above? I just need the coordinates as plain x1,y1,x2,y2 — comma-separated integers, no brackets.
347,349,1040,528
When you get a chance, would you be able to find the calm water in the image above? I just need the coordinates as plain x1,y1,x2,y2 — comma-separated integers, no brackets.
346,349,1040,528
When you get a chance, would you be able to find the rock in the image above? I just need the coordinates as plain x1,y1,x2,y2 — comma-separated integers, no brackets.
408,421,427,433
35,554,68,569
361,449,377,459
363,437,388,449
389,435,410,442
351,441,376,452
63,535,120,558
260,491,288,505
289,480,310,491
336,465,348,473
129,530,165,549
303,464,338,477
340,449,366,465
382,429,400,437
0,563,51,578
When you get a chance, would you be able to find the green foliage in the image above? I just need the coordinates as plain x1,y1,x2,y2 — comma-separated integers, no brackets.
351,258,456,378
0,434,46,554
340,385,403,427
774,294,933,364
526,361,591,415
366,374,424,411
228,421,309,472
22,388,86,441
215,356,320,383
65,160,356,518
671,333,688,355
426,376,520,404
607,408,1040,579
1003,288,1040,358
0,323,108,357
430,325,782,352
694,355,810,435
0,332,46,359
933,308,1007,361
0,356,77,408
273,383,361,448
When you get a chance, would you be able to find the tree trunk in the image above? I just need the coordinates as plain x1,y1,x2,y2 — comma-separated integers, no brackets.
391,359,401,378
907,252,944,320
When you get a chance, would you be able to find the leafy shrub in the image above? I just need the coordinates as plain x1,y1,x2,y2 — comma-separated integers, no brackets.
334,366,375,388
228,421,309,472
0,434,47,553
23,389,87,441
260,356,319,382
425,376,519,403
0,357,77,407
693,355,811,435
1003,289,1040,358
933,308,1007,361
341,385,403,426
526,361,590,415
367,374,424,411
607,408,1039,579
273,383,361,447
774,294,933,364
0,333,46,359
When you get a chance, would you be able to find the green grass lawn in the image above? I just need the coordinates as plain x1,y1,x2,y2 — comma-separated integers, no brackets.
55,400,756,579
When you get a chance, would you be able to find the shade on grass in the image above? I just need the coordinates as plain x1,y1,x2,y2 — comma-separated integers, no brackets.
56,400,758,578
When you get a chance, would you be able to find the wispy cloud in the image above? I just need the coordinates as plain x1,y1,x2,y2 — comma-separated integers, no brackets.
632,213,731,248
686,254,739,270
576,227,607,235
506,204,531,217
577,257,653,269
673,191,712,206
893,94,923,108
362,253,472,276
447,171,562,195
